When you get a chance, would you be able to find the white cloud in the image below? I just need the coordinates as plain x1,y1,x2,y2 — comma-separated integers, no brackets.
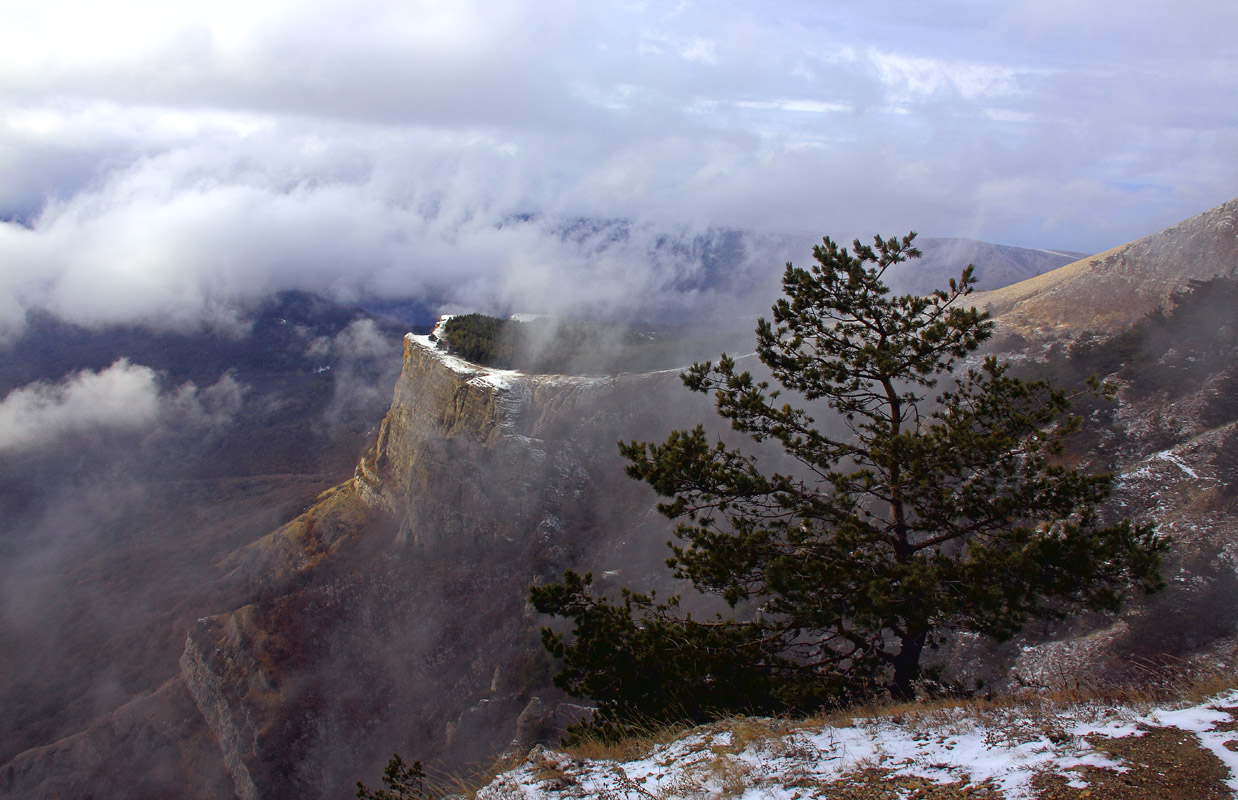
308,318,403,425
0,360,247,452
0,360,162,451
736,99,849,114
865,51,1021,106
0,0,1235,339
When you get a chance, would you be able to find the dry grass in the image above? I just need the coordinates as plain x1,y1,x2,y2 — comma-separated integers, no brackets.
705,754,753,798
454,671,1238,798
425,749,528,800
561,718,695,763
706,715,821,762
802,667,1238,736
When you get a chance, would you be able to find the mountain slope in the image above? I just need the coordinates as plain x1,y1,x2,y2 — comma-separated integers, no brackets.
3,207,1237,799
972,198,1238,337
889,237,1088,295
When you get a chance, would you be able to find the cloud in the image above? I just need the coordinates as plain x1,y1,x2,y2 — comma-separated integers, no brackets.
0,360,162,451
309,318,403,426
0,0,1235,340
0,360,245,452
167,372,247,431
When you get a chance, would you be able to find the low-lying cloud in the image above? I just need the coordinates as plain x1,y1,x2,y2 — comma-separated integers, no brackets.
0,360,162,451
0,360,244,452
310,318,404,426
0,135,797,342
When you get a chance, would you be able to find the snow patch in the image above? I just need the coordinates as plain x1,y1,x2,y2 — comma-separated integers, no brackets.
1153,447,1200,478
407,332,523,384
431,314,455,340
478,691,1238,800
1117,442,1206,489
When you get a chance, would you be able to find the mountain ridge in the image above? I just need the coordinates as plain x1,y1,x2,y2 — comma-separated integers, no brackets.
973,197,1238,337
4,203,1238,798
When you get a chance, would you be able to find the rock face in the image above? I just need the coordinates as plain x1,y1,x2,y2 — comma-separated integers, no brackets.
7,201,1238,799
164,334,705,799
0,324,705,800
0,677,235,800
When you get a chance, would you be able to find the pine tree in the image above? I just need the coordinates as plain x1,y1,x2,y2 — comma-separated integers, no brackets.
356,754,429,800
531,232,1165,729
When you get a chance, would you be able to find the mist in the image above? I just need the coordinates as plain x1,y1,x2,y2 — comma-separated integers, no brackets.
0,292,411,773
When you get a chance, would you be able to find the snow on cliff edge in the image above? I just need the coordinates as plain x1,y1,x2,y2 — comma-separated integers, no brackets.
477,690,1238,799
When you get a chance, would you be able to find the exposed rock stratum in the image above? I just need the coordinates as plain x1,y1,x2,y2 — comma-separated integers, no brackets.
5,200,1238,799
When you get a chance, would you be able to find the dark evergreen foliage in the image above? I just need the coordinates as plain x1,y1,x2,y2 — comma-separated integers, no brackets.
533,571,801,736
356,754,429,800
438,313,752,375
440,314,513,367
532,232,1165,732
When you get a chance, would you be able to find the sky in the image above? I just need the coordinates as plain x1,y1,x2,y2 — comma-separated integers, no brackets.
1,0,1236,339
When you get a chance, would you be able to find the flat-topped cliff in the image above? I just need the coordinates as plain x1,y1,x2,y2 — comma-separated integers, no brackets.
8,202,1238,800
171,333,703,799
367,331,654,511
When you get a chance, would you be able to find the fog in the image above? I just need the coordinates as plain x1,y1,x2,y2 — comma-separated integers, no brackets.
0,302,408,777
0,360,249,452
312,317,404,425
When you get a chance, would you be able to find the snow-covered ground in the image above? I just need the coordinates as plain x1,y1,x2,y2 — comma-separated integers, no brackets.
408,316,620,389
409,315,524,390
409,330,523,390
477,690,1238,799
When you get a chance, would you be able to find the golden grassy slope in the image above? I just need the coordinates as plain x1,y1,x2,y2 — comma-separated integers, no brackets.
972,199,1238,338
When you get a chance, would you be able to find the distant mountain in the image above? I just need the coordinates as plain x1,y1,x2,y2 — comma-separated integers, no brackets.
504,215,1086,319
895,238,1088,294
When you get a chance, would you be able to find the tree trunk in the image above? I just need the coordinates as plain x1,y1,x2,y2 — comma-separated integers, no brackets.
889,629,928,701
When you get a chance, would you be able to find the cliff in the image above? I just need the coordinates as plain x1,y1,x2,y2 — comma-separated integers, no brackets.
166,332,703,799
8,203,1238,800
358,335,638,543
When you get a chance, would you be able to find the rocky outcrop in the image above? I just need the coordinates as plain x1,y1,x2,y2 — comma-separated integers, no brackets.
180,613,269,800
166,331,703,799
360,335,645,546
0,677,235,800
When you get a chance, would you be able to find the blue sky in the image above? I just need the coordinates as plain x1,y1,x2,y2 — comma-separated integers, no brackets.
1,0,1235,335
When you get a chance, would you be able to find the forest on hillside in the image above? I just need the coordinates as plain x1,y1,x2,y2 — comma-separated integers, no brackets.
438,313,750,375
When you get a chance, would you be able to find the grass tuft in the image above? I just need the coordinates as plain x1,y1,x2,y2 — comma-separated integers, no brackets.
561,716,694,763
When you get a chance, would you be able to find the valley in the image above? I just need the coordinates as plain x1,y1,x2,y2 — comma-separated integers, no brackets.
2,205,1237,798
